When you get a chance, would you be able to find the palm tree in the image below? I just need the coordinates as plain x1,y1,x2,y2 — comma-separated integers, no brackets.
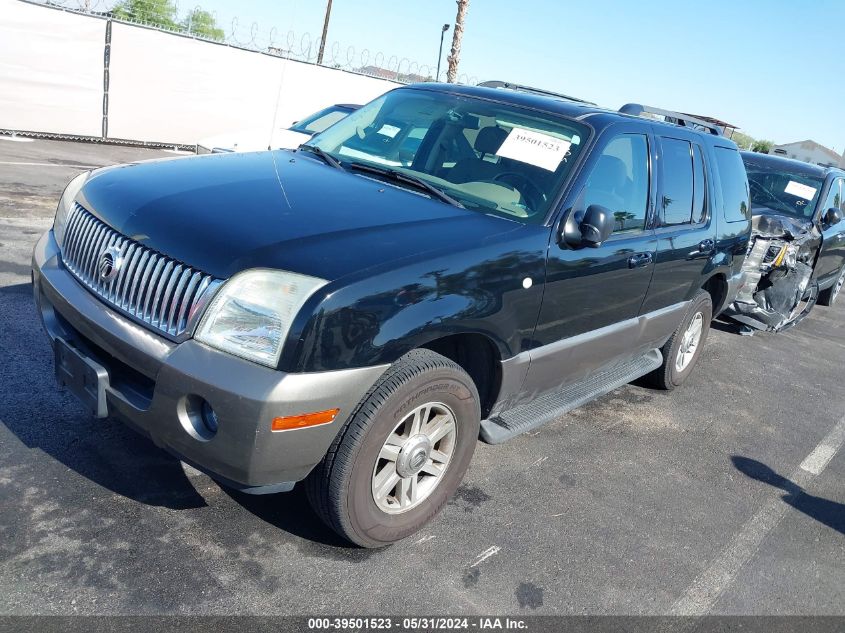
446,0,470,83
614,211,636,230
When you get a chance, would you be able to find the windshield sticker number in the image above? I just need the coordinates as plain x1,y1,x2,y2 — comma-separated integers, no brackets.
784,180,817,201
377,124,401,138
495,127,572,172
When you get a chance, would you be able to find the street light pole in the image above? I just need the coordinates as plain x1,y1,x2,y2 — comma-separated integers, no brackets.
436,24,450,82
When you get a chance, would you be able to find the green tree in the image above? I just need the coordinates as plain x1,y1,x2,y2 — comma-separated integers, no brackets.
112,0,178,29
182,9,225,41
730,131,754,151
751,139,774,154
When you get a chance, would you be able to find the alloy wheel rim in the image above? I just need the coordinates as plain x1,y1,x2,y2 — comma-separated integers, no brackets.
371,402,457,514
676,312,704,372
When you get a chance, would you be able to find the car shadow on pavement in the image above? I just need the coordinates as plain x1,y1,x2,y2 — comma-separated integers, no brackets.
0,281,207,510
731,456,844,535
219,485,361,550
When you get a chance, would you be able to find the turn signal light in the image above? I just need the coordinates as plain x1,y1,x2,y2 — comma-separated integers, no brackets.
271,408,339,432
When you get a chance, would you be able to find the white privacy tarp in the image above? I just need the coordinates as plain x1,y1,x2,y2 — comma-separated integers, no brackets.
108,23,399,144
1,1,400,144
0,0,105,136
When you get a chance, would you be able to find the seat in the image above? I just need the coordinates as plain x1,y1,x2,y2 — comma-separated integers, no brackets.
448,126,510,183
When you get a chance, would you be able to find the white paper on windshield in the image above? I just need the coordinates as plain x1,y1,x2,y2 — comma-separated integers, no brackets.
784,180,817,201
377,124,401,138
496,127,572,171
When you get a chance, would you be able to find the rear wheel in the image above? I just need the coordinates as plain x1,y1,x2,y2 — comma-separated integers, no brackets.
645,290,712,390
306,349,480,548
818,266,845,307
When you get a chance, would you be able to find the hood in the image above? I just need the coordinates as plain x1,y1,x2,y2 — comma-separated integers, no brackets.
77,150,519,281
750,209,814,239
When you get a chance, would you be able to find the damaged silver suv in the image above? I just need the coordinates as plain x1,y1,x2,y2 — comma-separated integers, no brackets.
724,152,845,332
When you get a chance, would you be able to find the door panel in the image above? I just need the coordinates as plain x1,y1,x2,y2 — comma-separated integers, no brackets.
816,177,845,283
641,135,715,313
525,127,657,397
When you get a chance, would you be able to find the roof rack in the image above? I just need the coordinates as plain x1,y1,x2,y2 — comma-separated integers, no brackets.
478,80,596,106
618,104,723,136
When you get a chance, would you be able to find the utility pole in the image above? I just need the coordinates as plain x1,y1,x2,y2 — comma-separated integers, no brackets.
436,24,450,81
317,0,333,65
446,0,469,83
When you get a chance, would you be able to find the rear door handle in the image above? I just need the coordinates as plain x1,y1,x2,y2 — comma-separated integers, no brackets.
698,239,715,254
628,252,653,268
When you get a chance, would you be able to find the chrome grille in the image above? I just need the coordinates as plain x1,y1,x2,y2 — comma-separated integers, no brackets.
60,204,220,338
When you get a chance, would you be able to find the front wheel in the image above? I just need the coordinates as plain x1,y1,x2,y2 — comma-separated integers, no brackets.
818,266,845,307
645,290,712,390
306,349,480,548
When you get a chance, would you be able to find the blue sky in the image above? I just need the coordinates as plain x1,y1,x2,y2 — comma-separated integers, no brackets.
196,0,845,153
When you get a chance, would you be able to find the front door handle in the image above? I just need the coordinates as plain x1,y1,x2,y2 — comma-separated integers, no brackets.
628,252,653,268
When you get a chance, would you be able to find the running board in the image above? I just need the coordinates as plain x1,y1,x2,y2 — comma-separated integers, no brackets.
479,349,663,444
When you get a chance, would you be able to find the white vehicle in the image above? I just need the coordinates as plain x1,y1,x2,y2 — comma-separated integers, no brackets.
196,104,360,154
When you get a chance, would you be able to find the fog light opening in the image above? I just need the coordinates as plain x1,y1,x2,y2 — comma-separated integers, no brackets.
178,395,218,441
201,400,219,435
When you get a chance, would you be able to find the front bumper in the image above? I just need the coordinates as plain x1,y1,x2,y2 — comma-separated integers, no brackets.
32,230,388,493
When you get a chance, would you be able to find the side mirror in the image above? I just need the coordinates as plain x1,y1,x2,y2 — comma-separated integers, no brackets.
562,204,614,248
824,207,843,227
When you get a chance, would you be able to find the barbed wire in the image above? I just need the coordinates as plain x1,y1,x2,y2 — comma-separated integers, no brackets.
33,0,479,85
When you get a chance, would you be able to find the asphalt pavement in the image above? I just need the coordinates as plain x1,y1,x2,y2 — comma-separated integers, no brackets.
0,139,842,615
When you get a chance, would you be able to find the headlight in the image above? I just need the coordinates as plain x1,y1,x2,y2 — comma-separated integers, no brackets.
54,171,89,246
195,269,327,368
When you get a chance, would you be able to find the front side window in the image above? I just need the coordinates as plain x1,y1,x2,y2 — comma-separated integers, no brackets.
309,88,589,224
716,148,751,222
660,138,694,225
821,178,845,214
290,107,352,134
742,157,823,220
582,134,649,234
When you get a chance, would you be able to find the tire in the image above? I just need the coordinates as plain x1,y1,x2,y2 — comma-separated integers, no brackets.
818,266,845,307
645,290,712,391
306,348,480,548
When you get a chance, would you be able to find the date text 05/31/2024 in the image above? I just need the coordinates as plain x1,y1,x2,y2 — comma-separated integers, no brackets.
306,617,529,630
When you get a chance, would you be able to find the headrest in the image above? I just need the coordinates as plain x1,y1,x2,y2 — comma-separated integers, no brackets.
592,155,627,188
475,126,509,155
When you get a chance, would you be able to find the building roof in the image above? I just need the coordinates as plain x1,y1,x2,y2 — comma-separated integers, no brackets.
773,139,842,163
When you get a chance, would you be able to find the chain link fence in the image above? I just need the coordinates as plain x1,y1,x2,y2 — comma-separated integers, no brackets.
34,0,479,85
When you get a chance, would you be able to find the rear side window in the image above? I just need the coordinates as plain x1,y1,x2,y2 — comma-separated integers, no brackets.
660,138,694,225
582,134,650,234
714,147,750,222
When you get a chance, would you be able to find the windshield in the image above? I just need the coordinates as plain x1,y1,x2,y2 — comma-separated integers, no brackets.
744,161,824,219
308,88,589,223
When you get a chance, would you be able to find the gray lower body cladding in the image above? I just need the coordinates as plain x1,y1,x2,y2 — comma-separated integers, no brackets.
32,230,388,492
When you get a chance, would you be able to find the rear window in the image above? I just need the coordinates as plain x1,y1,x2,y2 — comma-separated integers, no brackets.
713,147,750,222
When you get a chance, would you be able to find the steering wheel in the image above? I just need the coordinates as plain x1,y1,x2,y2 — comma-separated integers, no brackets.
491,171,546,209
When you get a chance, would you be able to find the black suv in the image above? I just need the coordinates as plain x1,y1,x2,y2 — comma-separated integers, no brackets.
724,152,845,332
32,83,751,547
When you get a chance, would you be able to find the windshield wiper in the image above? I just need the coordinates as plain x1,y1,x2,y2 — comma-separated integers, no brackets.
298,144,344,170
346,162,464,208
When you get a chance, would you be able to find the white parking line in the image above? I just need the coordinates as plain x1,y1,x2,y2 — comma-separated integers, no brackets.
800,421,845,474
670,414,845,616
